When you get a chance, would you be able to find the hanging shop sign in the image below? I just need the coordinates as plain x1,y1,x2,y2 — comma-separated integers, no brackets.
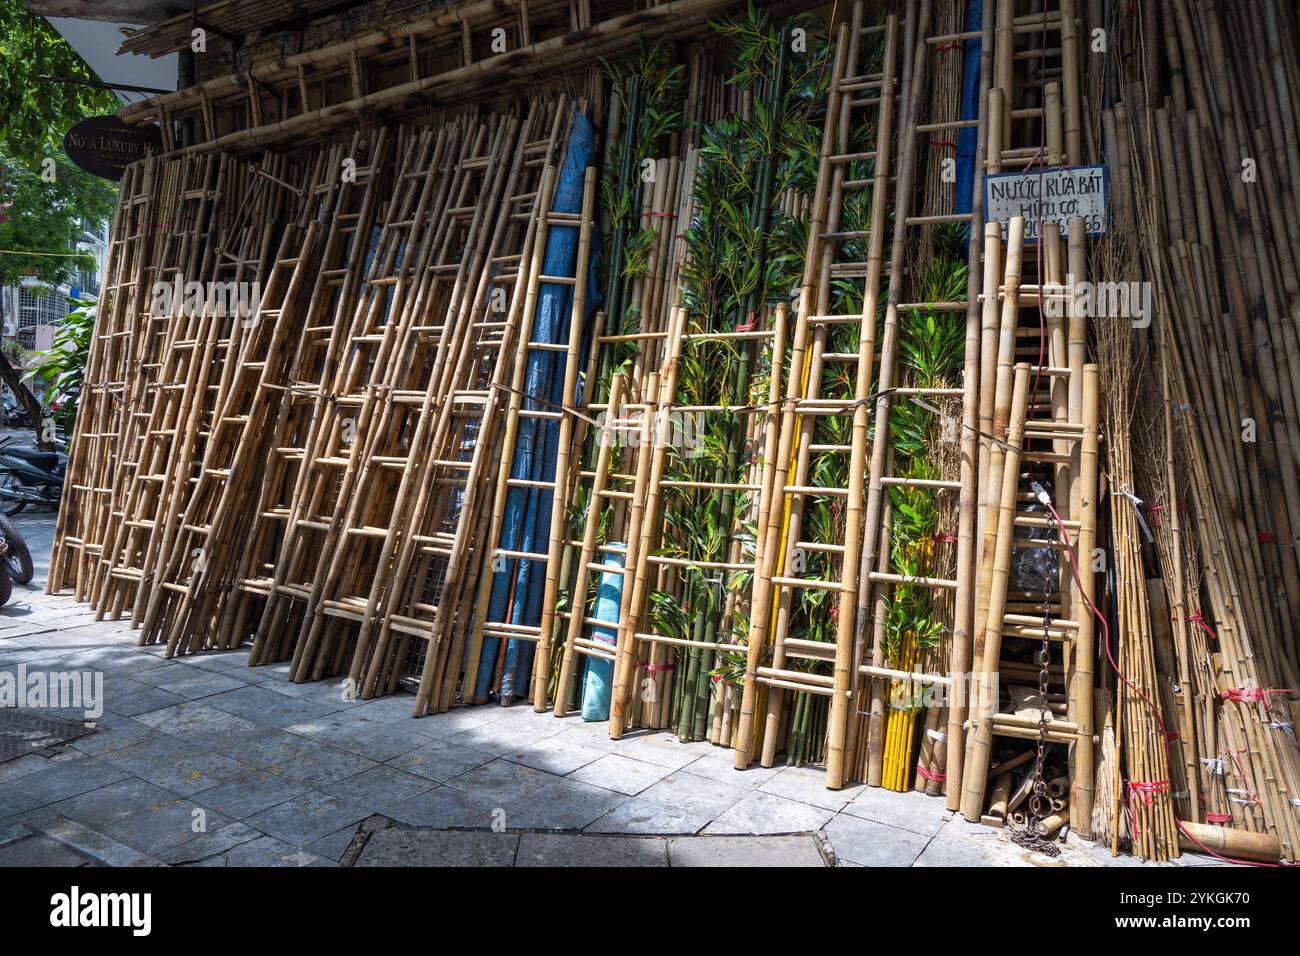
63,116,162,181
984,164,1108,240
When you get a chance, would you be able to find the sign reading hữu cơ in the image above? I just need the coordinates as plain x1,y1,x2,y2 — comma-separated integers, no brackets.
63,116,163,181
983,164,1107,239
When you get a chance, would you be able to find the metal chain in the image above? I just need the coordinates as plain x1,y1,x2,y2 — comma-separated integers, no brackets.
1010,553,1062,857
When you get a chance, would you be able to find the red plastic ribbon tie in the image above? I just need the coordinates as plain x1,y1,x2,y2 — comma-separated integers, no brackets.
1221,687,1295,704
937,41,964,51
930,138,958,149
1180,610,1217,641
916,765,946,782
1258,531,1277,544
643,210,677,219
1205,812,1233,824
645,662,675,674
1127,779,1171,805
932,532,957,543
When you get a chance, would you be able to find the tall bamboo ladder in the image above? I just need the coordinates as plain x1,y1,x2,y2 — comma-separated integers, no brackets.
843,0,997,794
959,214,1099,840
285,116,519,682
247,121,472,677
543,363,659,718
88,154,224,619
50,158,162,599
230,130,391,653
341,105,575,710
287,107,566,692
532,299,679,719
457,164,602,710
138,162,328,654
94,156,288,625
75,155,194,605
730,7,902,789
605,306,787,741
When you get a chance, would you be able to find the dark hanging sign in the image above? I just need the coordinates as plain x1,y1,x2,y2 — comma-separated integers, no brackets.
63,116,162,181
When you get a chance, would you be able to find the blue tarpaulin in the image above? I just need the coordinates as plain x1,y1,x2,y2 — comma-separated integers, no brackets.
473,112,599,701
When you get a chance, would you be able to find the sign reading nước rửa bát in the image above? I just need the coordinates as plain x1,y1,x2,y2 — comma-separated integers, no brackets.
983,164,1107,239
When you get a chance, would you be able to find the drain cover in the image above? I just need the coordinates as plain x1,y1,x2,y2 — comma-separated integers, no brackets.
0,709,95,763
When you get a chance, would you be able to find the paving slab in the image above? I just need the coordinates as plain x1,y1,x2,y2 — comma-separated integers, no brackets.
584,797,715,835
100,798,235,856
823,814,931,866
0,833,92,866
387,740,496,782
504,736,606,775
568,753,674,795
385,786,503,829
48,777,180,830
444,757,561,805
703,791,835,835
840,785,951,837
355,827,519,866
500,777,628,831
243,791,370,847
11,755,131,804
667,834,827,867
321,764,437,814
516,832,668,866
194,770,312,819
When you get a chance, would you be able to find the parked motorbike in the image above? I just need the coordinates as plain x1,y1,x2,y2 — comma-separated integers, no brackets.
0,515,33,605
0,436,66,516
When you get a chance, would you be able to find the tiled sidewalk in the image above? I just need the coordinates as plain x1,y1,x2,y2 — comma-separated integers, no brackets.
0,512,1214,867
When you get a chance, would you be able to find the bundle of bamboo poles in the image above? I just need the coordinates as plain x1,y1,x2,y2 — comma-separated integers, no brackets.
1083,0,1300,864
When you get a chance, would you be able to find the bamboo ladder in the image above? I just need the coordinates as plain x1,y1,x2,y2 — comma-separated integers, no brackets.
847,0,998,794
730,6,902,789
49,158,162,598
248,121,471,677
604,305,788,741
341,103,575,709
87,154,224,618
229,129,391,653
138,163,327,654
458,162,604,710
959,215,1100,840
93,156,285,625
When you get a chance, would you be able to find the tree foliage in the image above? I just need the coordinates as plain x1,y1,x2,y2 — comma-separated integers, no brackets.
0,0,117,164
0,148,116,285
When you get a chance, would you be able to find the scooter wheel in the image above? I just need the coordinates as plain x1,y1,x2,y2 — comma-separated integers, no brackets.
0,516,33,586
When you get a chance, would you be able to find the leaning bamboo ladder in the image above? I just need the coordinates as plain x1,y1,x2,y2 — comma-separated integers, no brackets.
87,153,224,618
366,121,579,712
605,307,787,740
76,156,193,605
354,107,579,710
139,177,327,653
731,7,901,789
293,111,533,688
458,164,602,709
848,0,996,793
49,158,161,598
959,215,1100,841
248,122,467,677
544,365,655,717
95,156,294,628
289,115,518,682
229,129,391,653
